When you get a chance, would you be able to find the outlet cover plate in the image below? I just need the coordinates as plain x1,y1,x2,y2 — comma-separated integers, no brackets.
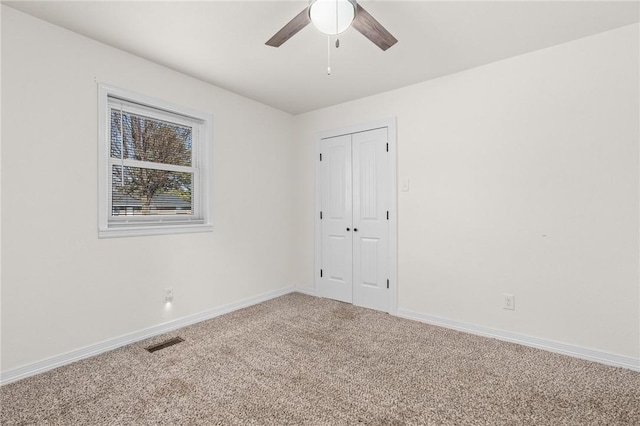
503,293,515,310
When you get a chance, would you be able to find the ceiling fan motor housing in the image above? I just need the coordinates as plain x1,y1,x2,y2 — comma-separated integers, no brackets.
308,0,357,35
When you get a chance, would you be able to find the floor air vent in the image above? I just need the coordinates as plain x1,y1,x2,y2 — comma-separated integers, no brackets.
146,337,184,353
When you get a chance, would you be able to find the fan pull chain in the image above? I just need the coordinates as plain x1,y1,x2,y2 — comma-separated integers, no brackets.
331,0,337,75
327,35,331,75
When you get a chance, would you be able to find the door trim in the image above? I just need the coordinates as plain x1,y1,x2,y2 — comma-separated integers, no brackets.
314,118,398,314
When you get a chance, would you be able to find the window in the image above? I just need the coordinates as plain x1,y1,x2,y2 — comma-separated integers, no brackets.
98,84,212,237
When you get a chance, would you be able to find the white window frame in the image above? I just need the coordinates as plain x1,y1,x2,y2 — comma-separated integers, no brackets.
98,84,212,238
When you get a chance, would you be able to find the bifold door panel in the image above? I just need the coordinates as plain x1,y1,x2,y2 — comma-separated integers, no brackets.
352,128,389,311
319,135,352,303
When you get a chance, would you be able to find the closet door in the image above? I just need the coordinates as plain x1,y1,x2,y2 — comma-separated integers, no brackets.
352,128,389,311
317,127,391,312
318,134,353,303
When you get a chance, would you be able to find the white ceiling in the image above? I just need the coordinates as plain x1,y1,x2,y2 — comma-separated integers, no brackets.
4,1,639,115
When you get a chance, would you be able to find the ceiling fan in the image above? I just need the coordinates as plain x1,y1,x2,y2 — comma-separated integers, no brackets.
266,0,398,51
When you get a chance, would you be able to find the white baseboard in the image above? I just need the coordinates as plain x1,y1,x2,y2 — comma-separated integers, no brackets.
295,285,316,297
396,309,640,372
1,286,295,385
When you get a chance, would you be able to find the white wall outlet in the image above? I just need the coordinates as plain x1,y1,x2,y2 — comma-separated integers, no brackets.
503,293,515,310
165,288,174,303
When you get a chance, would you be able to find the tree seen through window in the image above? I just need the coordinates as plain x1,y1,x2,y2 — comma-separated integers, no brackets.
110,110,193,216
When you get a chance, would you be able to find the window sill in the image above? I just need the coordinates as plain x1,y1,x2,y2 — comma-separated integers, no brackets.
99,223,213,238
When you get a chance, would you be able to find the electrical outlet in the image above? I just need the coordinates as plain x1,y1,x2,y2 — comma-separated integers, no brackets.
165,288,174,303
503,293,515,310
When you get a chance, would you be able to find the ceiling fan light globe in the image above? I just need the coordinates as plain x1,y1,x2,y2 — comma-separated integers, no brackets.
309,0,356,35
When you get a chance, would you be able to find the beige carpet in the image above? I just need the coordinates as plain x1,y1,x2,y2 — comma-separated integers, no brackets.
1,293,639,425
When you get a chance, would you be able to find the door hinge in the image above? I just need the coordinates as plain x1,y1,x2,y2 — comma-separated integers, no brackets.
387,279,389,289
386,143,389,152
386,211,389,220
319,153,323,161
320,211,323,219
320,269,323,278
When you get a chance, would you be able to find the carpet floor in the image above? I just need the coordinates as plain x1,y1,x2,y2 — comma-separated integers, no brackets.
1,293,639,425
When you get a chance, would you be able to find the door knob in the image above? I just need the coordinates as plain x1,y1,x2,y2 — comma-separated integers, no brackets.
354,228,358,232
346,228,350,231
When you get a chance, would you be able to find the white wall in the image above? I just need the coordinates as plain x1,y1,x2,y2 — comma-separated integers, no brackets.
1,7,297,372
294,24,640,360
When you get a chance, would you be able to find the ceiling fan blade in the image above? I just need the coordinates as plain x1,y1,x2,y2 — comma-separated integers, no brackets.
266,7,311,47
352,4,398,51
